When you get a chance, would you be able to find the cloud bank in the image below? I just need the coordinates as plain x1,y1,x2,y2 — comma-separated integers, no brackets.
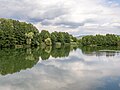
0,0,120,35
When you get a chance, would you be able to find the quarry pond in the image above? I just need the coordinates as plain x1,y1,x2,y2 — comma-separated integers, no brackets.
0,46,120,90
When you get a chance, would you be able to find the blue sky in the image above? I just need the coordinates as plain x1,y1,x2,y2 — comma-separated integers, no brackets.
110,0,120,3
0,0,120,36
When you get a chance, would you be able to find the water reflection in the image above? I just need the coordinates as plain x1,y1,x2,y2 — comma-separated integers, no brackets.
0,46,120,76
80,46,120,57
0,46,120,90
0,45,76,75
0,48,39,75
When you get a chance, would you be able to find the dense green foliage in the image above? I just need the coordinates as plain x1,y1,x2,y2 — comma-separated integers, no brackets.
39,30,77,47
80,34,120,46
0,18,39,47
0,18,77,48
50,31,75,45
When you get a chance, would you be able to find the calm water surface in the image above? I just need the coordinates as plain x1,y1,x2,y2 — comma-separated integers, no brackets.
0,46,120,90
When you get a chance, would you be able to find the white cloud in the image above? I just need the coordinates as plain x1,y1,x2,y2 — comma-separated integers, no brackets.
111,23,120,27
0,0,120,35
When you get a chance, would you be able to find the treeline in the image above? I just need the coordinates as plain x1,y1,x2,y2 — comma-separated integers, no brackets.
40,30,78,46
79,34,120,46
0,18,77,48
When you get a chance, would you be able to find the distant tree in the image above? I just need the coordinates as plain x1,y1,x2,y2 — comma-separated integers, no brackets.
57,32,64,44
80,34,120,46
51,32,58,44
63,32,70,43
45,38,52,46
25,32,34,45
40,30,50,42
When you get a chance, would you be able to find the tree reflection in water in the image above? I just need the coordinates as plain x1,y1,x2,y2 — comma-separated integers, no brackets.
0,45,119,76
0,45,76,75
80,46,120,57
